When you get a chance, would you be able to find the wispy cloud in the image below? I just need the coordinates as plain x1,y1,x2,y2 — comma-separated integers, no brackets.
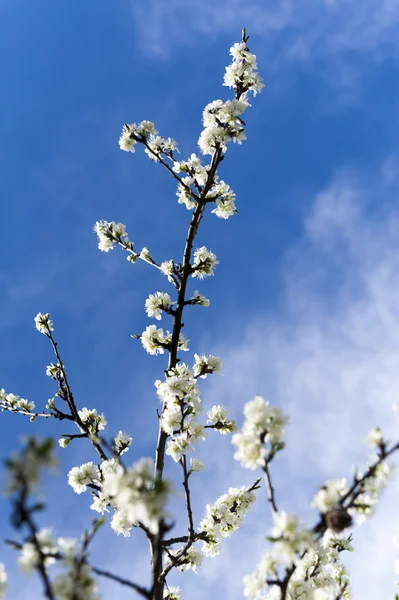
133,0,399,58
132,0,399,98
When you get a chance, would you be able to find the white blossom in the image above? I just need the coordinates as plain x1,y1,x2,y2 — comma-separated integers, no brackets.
211,196,237,219
172,546,203,573
140,247,151,260
193,354,223,378
176,179,196,210
198,125,229,156
113,430,132,455
90,492,111,514
68,462,100,494
145,292,172,320
160,404,183,435
110,510,133,537
207,405,237,434
367,426,383,448
136,120,157,137
191,290,210,306
164,586,181,600
141,325,166,355
78,407,107,434
192,247,218,279
100,458,118,477
119,123,138,152
34,312,53,335
190,457,204,473
160,260,175,283
58,437,69,449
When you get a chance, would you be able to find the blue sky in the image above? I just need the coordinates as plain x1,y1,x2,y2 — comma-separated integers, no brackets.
1,0,399,598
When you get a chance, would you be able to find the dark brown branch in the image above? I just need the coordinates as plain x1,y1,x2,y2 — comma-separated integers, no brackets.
92,566,151,598
181,455,195,539
262,461,278,515
15,483,55,600
162,532,208,547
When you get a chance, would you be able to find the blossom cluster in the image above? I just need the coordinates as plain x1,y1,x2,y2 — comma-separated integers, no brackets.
198,98,249,155
93,220,138,262
119,121,178,162
141,325,189,356
0,388,35,414
312,461,392,527
69,456,171,537
173,153,207,209
199,486,256,557
244,517,352,600
157,363,204,462
197,39,262,157
155,357,232,463
101,457,171,536
173,154,237,218
232,395,288,470
18,531,99,599
78,407,107,435
224,41,264,97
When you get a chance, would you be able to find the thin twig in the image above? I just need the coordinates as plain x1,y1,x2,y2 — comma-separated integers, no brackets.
46,331,108,462
262,461,278,515
92,565,151,598
0,404,72,421
181,455,195,539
